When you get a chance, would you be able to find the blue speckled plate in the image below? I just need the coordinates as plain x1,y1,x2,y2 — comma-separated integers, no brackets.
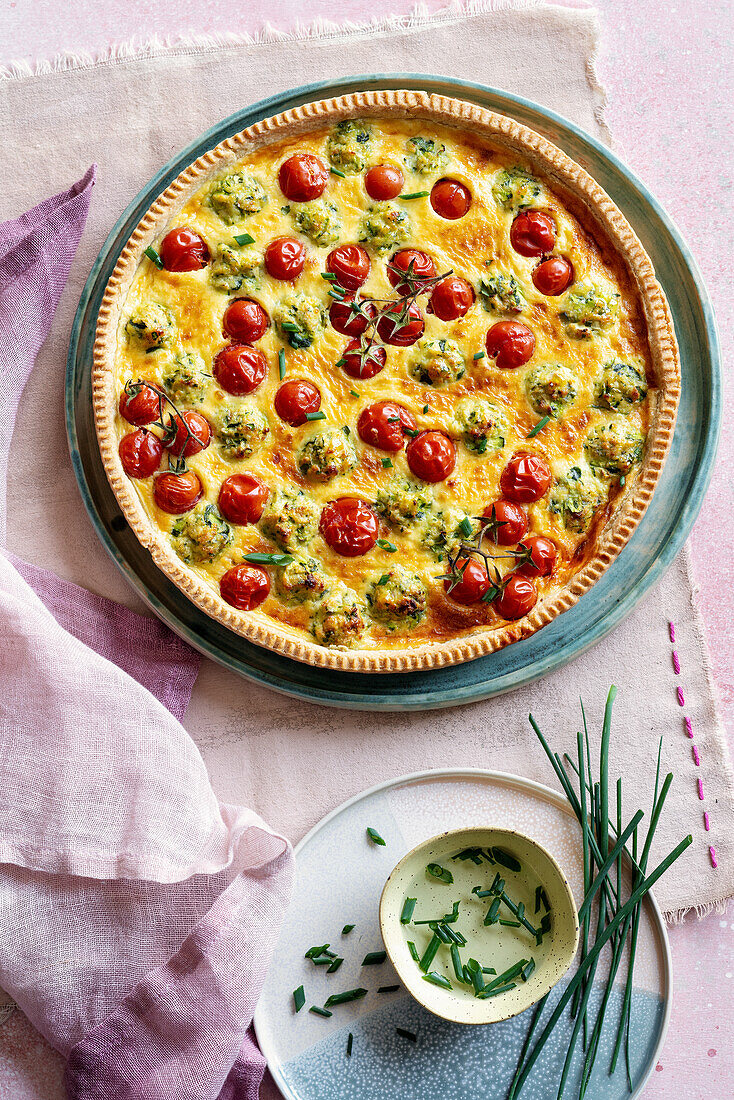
253,769,671,1100
66,74,721,710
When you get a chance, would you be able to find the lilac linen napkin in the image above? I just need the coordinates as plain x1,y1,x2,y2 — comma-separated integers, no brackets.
0,173,293,1098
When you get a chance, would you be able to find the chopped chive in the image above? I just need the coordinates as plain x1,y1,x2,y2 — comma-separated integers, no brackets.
535,885,542,914
378,573,390,586
499,919,521,927
401,191,429,200
396,1027,417,1043
244,552,294,566
426,863,453,884
521,958,536,982
431,922,452,944
310,1006,332,1018
144,246,163,269
473,350,485,360
327,957,344,973
362,951,386,966
482,959,529,994
423,404,430,414
321,271,337,282
400,897,417,924
305,944,330,959
481,966,497,975
479,982,518,998
313,956,334,966
278,348,286,380
330,167,346,178
540,913,551,934
324,988,368,1007
293,985,305,1012
527,415,552,439
473,887,492,898
377,538,397,552
443,901,461,924
367,827,386,846
233,232,255,246
418,934,441,974
491,847,522,873
346,1032,353,1057
458,517,473,538
451,945,465,983
328,287,347,301
342,924,355,935
305,410,326,421
280,321,298,332
407,941,420,963
440,923,463,946
378,985,400,993
484,896,502,925
350,389,360,398
381,456,393,468
465,958,485,995
423,971,453,990
489,872,503,894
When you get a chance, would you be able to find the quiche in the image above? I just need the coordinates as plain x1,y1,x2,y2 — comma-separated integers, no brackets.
93,91,679,671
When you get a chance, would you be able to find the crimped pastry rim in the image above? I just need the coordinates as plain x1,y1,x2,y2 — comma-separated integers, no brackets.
93,89,680,673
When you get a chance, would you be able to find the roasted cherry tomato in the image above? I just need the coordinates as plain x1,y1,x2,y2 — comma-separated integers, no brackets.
444,556,490,605
500,451,552,503
485,321,536,369
213,344,268,396
278,153,329,202
517,535,557,578
153,470,203,514
428,275,475,321
264,236,306,281
364,163,404,200
329,295,377,338
483,499,529,545
357,401,417,452
220,563,271,610
430,178,472,220
326,244,371,290
163,410,212,458
218,473,270,525
387,249,436,295
119,429,163,479
376,301,425,346
119,382,160,426
340,339,387,380
406,430,456,483
274,378,321,426
223,297,269,343
160,227,210,272
510,210,557,257
494,574,537,619
319,497,379,557
532,256,574,296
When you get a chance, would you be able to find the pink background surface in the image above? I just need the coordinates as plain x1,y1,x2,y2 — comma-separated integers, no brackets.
1,1,732,1097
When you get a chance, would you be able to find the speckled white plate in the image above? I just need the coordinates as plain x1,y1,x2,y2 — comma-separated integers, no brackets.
253,769,671,1100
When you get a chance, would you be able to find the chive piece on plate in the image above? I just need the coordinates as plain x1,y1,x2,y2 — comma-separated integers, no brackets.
527,415,552,439
492,848,522,873
431,923,452,944
418,934,442,974
342,924,355,935
144,246,163,269
305,944,329,959
346,1032,353,1057
521,958,536,982
367,827,386,846
473,350,486,361
426,863,454,884
233,231,255,246
423,971,453,990
278,348,286,380
451,945,465,983
400,897,417,924
499,919,521,927
310,1006,333,1018
535,885,542,914
396,1027,417,1042
305,410,326,421
484,897,502,925
481,966,497,975
443,901,461,924
465,958,485,996
377,538,397,552
293,985,305,1012
327,957,344,973
401,191,429,200
362,951,387,966
379,985,400,994
540,887,551,913
312,956,334,966
325,988,368,1007
407,940,420,963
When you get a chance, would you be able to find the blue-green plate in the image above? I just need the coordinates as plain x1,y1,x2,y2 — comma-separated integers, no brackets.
66,74,721,711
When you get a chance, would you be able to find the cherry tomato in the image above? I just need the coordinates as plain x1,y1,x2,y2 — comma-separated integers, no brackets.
220,564,271,610
357,401,417,452
329,295,377,338
376,301,425,346
364,163,404,201
163,410,212,458
517,535,557,578
444,556,490,605
119,382,160,426
430,178,472,220
483,499,529,545
264,236,306,281
494,574,537,619
406,430,456,483
510,210,557,257
278,153,329,202
154,470,202,514
160,227,210,272
319,497,379,557
532,256,574,296
326,244,371,291
485,321,536,369
218,473,270,525
500,451,552,503
340,339,387,380
213,344,268,396
223,298,269,343
429,275,475,321
387,249,436,295
119,429,163,478
274,379,321,426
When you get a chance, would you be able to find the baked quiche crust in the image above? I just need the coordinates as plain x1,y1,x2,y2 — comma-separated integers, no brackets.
93,90,680,672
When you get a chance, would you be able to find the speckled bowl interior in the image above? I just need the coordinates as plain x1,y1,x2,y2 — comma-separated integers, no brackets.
379,826,579,1025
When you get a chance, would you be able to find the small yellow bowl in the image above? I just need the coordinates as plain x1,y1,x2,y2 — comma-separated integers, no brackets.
379,826,579,1025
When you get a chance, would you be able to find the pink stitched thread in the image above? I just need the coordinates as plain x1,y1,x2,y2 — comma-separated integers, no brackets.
698,778,704,800
709,847,718,868
692,745,700,765
685,717,693,738
704,811,710,831
672,651,681,675
677,687,685,707
669,621,675,643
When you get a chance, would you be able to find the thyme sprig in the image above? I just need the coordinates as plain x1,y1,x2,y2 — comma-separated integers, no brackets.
123,379,195,475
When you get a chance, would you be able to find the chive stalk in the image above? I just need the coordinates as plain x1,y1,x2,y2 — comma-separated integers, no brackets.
367,827,386,846
361,951,386,966
324,988,368,1007
293,985,305,1012
400,897,417,924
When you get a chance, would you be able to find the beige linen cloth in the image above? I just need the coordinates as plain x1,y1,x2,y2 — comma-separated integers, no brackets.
1,0,731,921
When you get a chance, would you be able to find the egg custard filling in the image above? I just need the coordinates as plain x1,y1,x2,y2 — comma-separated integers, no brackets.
111,117,655,653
